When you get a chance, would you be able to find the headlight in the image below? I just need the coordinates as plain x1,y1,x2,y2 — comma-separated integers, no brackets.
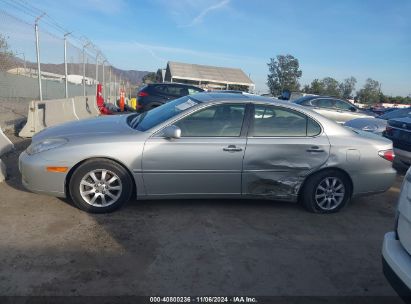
26,138,68,155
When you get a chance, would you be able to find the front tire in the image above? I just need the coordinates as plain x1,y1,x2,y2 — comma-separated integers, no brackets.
69,159,133,213
302,170,351,214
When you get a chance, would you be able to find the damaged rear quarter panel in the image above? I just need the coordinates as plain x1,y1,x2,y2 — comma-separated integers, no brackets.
242,134,331,201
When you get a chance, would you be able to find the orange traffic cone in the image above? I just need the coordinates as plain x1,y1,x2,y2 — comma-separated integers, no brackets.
119,90,125,112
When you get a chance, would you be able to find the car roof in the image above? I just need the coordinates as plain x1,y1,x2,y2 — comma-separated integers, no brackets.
148,82,201,88
190,92,278,103
293,95,338,104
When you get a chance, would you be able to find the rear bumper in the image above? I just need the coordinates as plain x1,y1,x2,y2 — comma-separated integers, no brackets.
382,232,411,298
351,169,396,196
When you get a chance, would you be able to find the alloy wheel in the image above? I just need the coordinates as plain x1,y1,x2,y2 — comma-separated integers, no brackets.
79,169,123,207
314,177,345,211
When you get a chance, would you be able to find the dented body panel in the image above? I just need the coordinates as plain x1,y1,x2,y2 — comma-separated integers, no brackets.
242,133,330,201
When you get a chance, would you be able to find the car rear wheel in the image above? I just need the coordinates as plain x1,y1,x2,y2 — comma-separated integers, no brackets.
69,159,133,213
301,170,351,213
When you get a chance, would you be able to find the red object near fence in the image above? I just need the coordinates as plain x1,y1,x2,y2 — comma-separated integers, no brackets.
96,83,112,115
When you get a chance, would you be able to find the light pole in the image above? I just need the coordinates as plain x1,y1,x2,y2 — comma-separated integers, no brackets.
82,41,91,96
102,59,107,100
95,51,100,85
63,32,71,98
114,74,117,103
109,66,112,102
34,13,45,101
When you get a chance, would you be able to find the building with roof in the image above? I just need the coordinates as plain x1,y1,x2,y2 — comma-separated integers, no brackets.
163,61,255,91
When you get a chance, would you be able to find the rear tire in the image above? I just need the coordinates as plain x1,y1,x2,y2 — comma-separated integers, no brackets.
69,159,133,213
301,170,351,214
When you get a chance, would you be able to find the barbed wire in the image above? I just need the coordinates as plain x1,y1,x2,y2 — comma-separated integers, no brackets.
0,0,110,64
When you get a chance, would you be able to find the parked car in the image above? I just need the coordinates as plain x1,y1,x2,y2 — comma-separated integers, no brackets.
370,106,397,116
382,166,411,299
384,116,411,168
293,96,376,123
136,83,204,112
345,107,411,135
19,93,396,213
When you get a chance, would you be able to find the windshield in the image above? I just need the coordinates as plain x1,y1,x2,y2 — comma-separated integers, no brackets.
379,108,411,120
128,96,200,131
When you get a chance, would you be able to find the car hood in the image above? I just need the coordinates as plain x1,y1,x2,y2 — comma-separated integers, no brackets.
344,118,387,134
32,115,133,143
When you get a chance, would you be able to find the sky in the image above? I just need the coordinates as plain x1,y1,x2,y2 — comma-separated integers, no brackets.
1,0,410,96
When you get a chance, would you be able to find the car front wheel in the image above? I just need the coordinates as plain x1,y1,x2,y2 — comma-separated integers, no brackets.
69,159,133,213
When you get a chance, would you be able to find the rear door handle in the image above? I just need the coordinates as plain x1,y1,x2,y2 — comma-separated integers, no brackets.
306,146,325,153
223,145,243,152
306,146,325,152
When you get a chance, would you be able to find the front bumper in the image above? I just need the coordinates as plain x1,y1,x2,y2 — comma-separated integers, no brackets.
382,231,411,298
19,151,68,197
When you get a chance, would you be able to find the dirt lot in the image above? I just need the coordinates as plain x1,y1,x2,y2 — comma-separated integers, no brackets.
0,132,404,301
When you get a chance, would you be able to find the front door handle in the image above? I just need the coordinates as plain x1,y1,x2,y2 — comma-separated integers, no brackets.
306,146,325,153
223,145,243,152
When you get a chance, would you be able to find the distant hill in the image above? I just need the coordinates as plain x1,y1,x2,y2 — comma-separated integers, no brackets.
111,67,151,85
17,60,151,85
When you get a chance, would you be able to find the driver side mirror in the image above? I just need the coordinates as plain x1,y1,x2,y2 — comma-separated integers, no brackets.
163,125,181,139
349,106,357,112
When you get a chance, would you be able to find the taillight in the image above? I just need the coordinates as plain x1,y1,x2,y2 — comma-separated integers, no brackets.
378,149,395,162
138,91,149,97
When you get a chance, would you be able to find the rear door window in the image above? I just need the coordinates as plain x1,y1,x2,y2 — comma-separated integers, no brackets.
311,99,337,109
251,105,321,137
188,87,202,95
334,99,354,111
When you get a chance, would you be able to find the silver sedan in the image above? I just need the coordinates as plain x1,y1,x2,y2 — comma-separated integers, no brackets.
19,93,396,214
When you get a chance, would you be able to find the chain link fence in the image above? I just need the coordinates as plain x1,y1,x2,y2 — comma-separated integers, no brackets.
0,5,131,103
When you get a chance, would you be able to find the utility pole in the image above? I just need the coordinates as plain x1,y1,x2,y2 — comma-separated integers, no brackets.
82,41,91,96
63,32,71,98
34,13,45,101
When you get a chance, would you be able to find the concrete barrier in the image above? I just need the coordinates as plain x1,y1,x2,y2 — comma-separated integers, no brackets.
73,96,100,119
0,128,14,182
19,96,100,138
0,128,13,156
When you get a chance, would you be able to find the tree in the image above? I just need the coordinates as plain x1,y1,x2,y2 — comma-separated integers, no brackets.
308,79,325,95
320,77,340,97
228,84,250,92
339,76,357,99
155,69,164,82
142,72,156,84
357,78,381,104
267,54,302,96
0,34,14,71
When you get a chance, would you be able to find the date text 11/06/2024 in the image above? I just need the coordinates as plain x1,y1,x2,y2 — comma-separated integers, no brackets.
149,297,258,303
